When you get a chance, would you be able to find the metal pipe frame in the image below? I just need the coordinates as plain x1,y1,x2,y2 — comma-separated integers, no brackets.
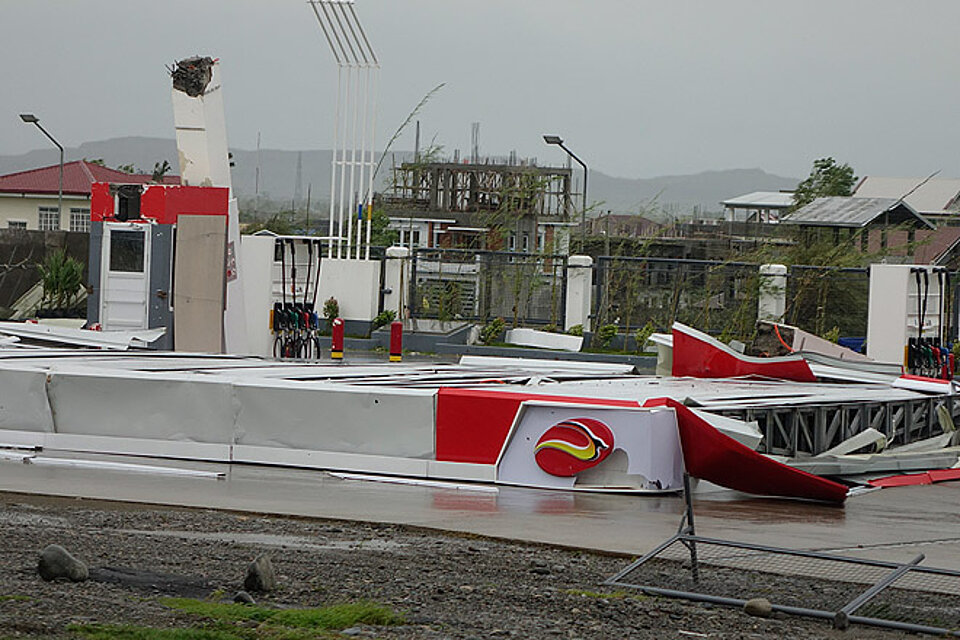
606,533,960,637
310,0,380,262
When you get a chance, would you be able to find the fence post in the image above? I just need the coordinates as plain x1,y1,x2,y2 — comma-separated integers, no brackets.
383,246,411,324
565,255,593,332
758,263,787,323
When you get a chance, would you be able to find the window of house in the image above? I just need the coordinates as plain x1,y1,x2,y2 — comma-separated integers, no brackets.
537,231,546,253
38,206,60,231
507,233,516,252
410,229,421,247
521,233,530,252
7,220,27,230
69,208,91,233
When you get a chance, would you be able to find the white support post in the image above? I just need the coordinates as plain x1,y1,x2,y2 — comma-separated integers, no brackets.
311,0,379,262
758,264,788,323
383,246,411,321
564,255,593,332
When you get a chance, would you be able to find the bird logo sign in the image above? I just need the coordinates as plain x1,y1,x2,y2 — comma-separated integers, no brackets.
534,418,614,477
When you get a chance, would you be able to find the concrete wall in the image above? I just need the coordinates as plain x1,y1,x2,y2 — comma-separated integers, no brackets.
318,258,382,322
1,364,438,464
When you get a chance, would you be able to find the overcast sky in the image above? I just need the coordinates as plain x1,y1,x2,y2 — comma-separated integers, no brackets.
5,1,960,180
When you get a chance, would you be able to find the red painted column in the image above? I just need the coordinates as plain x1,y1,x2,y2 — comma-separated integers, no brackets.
331,318,344,360
389,321,403,362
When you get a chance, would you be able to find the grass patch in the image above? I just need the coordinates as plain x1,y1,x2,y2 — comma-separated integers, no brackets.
0,594,33,602
162,597,404,630
67,623,243,640
272,602,403,628
68,599,404,640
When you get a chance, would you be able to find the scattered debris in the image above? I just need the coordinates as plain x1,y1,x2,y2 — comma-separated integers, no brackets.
170,56,214,97
233,590,256,605
868,468,960,488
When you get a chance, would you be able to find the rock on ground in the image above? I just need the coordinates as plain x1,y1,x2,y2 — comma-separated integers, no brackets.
37,544,88,582
244,553,276,593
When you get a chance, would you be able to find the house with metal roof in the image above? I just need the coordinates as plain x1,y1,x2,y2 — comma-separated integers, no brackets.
0,161,177,232
721,191,795,223
852,176,960,218
780,196,934,231
778,196,960,264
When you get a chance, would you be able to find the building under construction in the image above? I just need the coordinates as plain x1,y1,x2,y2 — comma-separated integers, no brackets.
381,155,577,253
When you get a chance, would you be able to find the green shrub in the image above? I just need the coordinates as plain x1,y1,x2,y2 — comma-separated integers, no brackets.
373,309,396,330
323,296,339,329
594,324,618,350
480,317,506,345
38,249,83,313
634,321,656,353
567,324,584,337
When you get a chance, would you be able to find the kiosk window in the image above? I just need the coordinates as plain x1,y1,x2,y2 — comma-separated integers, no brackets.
110,230,145,272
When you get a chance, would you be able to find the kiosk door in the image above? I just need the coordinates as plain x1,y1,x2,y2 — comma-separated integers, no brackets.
99,222,151,330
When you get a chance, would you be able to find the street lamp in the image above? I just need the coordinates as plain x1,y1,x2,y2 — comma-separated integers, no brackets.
543,134,588,249
20,113,63,229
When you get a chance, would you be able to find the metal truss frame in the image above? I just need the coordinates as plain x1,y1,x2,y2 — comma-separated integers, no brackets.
713,394,958,456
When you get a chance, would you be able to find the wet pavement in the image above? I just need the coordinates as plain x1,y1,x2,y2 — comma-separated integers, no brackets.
1,451,958,571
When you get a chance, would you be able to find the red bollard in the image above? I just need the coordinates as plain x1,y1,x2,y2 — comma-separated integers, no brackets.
389,320,403,362
331,317,344,360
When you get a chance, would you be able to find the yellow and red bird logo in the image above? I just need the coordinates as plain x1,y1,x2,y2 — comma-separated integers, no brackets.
534,418,614,477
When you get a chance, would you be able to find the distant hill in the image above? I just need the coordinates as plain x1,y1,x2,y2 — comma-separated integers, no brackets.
0,137,799,216
589,168,799,219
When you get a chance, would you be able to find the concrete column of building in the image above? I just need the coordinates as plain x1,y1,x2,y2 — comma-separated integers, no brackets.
383,246,412,321
758,263,788,323
564,255,593,332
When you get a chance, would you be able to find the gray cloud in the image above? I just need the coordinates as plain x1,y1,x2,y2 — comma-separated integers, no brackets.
4,1,959,179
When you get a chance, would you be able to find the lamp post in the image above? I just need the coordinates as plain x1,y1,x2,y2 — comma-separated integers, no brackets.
20,114,63,229
543,134,588,250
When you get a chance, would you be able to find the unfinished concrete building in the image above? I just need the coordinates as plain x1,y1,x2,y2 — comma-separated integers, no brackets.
381,157,576,253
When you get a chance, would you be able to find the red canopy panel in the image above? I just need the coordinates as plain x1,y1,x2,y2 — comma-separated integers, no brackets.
643,397,848,504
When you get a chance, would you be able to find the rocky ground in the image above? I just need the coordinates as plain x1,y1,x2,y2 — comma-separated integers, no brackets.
0,492,944,639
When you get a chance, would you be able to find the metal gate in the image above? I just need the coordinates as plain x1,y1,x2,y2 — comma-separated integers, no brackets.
410,248,568,327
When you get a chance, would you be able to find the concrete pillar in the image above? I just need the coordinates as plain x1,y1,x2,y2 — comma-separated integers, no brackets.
758,264,787,323
565,255,593,332
383,246,411,320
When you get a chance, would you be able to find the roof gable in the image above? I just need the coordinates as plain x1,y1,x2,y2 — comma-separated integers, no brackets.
853,176,960,215
721,191,795,208
0,161,178,197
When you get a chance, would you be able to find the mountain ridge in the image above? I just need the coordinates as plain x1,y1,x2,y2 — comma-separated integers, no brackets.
0,136,800,215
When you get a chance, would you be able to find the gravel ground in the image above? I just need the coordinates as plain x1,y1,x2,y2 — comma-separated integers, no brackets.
0,492,932,639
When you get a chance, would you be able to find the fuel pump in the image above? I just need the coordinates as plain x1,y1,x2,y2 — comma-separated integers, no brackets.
270,237,324,360
867,264,953,379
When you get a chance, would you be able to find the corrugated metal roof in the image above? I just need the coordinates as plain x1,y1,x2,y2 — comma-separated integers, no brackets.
781,196,934,229
721,191,795,208
0,161,178,196
853,176,960,215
